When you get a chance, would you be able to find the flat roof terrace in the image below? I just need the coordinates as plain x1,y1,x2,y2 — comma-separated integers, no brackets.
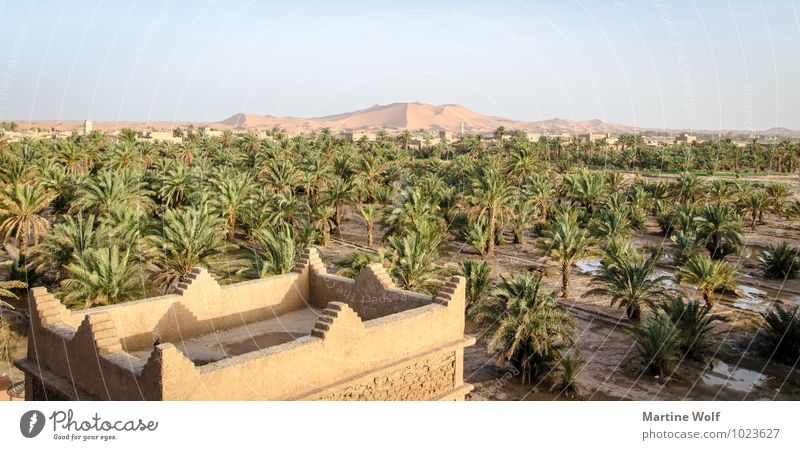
128,307,323,365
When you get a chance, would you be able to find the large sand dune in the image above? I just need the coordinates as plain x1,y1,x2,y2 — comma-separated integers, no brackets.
7,102,799,137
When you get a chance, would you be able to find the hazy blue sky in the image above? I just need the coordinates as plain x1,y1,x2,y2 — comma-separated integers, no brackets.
0,0,798,130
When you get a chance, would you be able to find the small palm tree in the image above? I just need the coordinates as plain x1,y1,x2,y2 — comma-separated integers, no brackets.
758,241,799,279
0,183,55,251
472,271,575,384
539,211,596,298
761,303,800,362
252,224,298,277
387,229,442,294
585,244,670,321
358,204,381,247
0,261,27,303
459,258,491,311
556,352,583,398
633,312,680,377
739,190,770,230
670,229,702,265
336,251,383,279
61,246,144,308
696,203,743,259
659,294,724,361
677,254,736,305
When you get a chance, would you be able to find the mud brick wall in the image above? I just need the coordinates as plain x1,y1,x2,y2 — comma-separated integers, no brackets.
311,351,457,400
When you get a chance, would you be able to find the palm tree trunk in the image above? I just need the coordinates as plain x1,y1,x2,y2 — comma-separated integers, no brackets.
366,223,374,247
227,212,236,241
561,260,570,298
487,207,496,257
703,290,712,305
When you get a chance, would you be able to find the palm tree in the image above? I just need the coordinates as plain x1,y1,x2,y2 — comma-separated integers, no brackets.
676,254,736,305
585,244,670,320
148,207,234,293
467,162,515,257
696,203,743,259
70,170,154,216
459,258,491,310
158,163,192,208
61,246,144,308
387,229,442,293
0,183,55,252
758,241,799,279
739,190,770,230
669,229,702,265
336,251,383,279
251,224,298,277
358,204,381,247
539,211,596,298
33,212,111,276
0,261,26,303
659,294,723,361
208,174,255,241
472,271,575,384
311,206,336,246
324,177,357,232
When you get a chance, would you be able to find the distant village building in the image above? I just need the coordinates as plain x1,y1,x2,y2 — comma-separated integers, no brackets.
17,249,474,401
83,119,92,135
674,133,697,144
525,132,542,142
578,132,612,143
343,130,377,142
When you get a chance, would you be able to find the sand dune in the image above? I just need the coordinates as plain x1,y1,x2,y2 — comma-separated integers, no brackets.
8,102,798,136
215,102,641,134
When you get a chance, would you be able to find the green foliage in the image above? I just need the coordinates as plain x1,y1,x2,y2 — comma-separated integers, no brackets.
459,258,491,311
758,241,799,279
472,271,575,384
659,295,724,361
633,312,680,377
761,304,800,362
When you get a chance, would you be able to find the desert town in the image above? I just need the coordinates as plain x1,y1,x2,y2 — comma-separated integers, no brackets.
2,102,800,401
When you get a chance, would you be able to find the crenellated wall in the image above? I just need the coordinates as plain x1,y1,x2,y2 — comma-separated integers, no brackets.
17,248,474,401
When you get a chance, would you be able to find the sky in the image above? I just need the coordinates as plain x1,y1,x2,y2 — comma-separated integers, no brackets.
0,0,798,131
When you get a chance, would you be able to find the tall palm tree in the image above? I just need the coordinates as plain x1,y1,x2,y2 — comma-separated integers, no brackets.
61,246,144,308
584,244,670,320
676,254,736,305
358,204,381,247
311,206,336,246
148,207,234,293
468,162,515,257
539,211,596,298
0,183,55,252
208,174,255,241
324,177,357,232
472,271,575,384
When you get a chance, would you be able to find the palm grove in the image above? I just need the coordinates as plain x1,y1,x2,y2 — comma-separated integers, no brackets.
1,128,799,393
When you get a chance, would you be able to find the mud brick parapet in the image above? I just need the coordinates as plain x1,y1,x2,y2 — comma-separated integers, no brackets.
17,247,474,400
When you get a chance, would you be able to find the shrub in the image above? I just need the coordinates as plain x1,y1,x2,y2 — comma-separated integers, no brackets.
761,304,800,362
633,313,680,377
758,241,799,279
